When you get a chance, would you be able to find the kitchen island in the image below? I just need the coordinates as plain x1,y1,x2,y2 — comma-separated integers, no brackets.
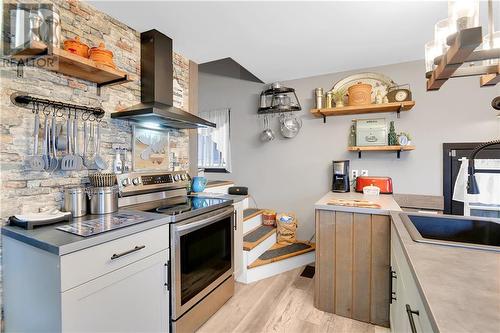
314,191,500,332
314,192,400,327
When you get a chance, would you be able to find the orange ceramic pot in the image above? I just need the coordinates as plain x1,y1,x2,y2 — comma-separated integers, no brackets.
63,36,89,58
89,42,115,69
348,82,372,106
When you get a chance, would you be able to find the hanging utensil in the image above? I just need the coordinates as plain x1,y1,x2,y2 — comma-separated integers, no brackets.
42,112,50,170
94,122,108,170
47,110,58,172
27,104,45,170
73,110,83,170
61,109,76,170
83,121,90,168
83,121,96,169
280,113,302,139
260,115,275,142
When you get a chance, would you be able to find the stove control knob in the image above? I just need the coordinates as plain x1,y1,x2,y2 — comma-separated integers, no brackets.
174,174,180,181
121,178,132,187
182,174,187,180
132,177,141,186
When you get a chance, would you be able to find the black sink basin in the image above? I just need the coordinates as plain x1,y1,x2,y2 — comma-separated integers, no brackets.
400,213,500,252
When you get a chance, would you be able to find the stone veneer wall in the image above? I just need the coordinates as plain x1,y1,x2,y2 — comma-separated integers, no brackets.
0,0,190,317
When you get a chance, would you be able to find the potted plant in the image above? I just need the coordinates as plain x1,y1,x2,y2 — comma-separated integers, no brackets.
332,89,346,107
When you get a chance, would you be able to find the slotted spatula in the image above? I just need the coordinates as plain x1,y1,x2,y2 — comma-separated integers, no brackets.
61,110,77,171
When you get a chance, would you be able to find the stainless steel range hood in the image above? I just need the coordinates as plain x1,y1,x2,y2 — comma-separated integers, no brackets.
111,30,215,129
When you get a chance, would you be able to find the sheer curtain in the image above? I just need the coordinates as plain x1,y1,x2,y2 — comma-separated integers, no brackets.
198,108,231,172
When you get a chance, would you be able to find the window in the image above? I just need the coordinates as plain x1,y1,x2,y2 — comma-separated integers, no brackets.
198,108,231,173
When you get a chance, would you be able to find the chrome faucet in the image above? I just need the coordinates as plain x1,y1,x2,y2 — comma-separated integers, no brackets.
467,139,500,194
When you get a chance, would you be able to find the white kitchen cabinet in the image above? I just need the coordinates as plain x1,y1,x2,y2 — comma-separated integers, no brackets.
62,250,169,333
3,224,170,333
390,223,435,333
232,198,249,281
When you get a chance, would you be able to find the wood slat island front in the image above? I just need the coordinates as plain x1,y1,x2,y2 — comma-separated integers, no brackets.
314,192,401,327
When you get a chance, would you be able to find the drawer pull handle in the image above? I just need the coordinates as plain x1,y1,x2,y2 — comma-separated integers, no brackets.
111,245,146,260
390,268,397,303
406,304,420,333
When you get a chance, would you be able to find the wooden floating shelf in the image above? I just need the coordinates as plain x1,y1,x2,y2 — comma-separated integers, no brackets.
426,26,499,90
348,145,415,159
310,101,415,122
12,42,130,88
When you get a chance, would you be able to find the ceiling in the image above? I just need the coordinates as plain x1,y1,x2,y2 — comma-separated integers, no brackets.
89,1,493,83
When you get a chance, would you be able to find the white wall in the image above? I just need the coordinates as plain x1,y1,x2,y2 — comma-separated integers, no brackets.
199,60,500,240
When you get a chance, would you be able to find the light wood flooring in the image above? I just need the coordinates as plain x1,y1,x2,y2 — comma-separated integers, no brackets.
198,267,391,333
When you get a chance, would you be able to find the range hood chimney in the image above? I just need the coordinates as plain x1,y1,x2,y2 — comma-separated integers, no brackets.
111,29,215,129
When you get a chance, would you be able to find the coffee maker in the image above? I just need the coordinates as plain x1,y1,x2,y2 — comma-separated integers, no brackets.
332,160,350,192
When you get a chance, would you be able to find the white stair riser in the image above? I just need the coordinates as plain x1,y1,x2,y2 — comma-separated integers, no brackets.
239,251,315,284
243,232,277,265
243,215,262,234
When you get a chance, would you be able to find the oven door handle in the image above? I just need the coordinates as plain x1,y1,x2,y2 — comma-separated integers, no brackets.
175,207,234,233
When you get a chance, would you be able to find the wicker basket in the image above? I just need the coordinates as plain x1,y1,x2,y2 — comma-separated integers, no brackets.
276,213,297,245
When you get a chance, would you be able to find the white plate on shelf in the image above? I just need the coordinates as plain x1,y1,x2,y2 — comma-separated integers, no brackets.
331,72,397,103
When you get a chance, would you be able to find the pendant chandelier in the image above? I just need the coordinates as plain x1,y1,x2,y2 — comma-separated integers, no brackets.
425,0,500,90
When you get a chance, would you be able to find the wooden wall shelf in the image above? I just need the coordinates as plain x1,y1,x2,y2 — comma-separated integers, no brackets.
348,145,415,159
310,101,415,123
12,42,130,91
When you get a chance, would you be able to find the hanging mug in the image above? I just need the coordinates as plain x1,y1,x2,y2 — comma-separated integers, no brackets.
191,176,207,193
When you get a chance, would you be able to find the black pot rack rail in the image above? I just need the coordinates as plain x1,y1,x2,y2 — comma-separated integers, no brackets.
11,92,105,121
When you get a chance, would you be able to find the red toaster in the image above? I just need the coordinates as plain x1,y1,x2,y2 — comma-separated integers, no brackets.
355,176,393,194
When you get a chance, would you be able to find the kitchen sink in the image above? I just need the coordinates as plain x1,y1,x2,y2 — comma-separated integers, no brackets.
400,213,500,252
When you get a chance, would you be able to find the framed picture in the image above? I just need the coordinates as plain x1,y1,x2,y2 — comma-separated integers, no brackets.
132,125,170,171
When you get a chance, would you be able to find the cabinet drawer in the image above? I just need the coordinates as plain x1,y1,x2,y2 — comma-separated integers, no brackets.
60,224,169,291
61,250,169,333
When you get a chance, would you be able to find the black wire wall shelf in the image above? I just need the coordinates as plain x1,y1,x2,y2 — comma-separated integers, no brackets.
258,85,302,114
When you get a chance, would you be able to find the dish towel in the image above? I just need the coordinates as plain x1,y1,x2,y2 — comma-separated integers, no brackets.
453,159,500,205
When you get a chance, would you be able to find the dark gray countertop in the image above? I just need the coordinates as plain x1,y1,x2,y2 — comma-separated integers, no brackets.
1,209,171,256
391,211,500,333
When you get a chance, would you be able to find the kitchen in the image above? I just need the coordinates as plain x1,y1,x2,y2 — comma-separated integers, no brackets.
1,1,499,333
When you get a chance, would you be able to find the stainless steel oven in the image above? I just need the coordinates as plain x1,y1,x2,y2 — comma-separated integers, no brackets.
170,205,234,325
116,170,235,332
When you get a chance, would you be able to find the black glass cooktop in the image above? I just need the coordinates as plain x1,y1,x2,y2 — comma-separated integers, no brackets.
129,195,233,222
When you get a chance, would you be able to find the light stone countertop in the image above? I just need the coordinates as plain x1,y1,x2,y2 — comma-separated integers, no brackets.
314,191,401,215
391,211,500,333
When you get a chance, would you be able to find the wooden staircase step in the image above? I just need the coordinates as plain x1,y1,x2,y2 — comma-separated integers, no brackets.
243,225,276,251
243,208,264,221
248,241,316,269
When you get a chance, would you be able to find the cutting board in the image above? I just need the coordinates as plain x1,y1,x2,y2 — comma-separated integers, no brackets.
327,199,381,209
